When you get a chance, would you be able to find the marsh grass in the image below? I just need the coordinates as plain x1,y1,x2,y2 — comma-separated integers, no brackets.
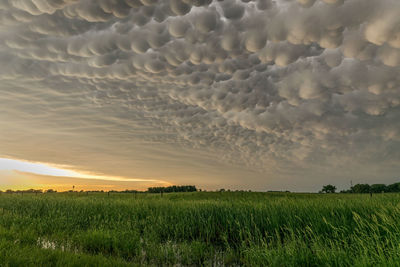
0,192,400,266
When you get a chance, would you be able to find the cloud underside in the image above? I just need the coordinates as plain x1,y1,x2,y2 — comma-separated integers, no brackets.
0,0,400,190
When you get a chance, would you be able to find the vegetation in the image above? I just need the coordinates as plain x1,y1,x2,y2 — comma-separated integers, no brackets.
320,184,336,193
320,181,400,194
0,189,56,195
2,186,197,195
147,185,197,193
1,191,400,265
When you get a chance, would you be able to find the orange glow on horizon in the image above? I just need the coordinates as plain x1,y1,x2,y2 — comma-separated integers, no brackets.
0,157,171,191
0,170,171,192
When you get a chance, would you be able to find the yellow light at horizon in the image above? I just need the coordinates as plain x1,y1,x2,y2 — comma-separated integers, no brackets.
0,157,77,177
0,157,170,191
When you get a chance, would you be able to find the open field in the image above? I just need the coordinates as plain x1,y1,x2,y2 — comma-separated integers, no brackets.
1,192,400,266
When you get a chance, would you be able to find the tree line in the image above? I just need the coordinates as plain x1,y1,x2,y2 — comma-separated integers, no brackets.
0,186,198,194
321,182,400,193
0,189,49,194
147,185,197,193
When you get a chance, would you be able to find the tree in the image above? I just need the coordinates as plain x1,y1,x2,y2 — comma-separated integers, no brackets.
370,184,387,193
321,184,336,193
386,183,400,193
147,185,197,193
351,184,370,193
340,189,352,193
46,189,56,193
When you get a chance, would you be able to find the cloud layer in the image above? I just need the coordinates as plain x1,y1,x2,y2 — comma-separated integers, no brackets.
1,0,400,190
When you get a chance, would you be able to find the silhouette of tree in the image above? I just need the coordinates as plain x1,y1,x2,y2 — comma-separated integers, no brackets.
387,183,400,192
46,189,57,193
321,185,336,193
147,185,197,193
351,184,371,193
370,184,387,193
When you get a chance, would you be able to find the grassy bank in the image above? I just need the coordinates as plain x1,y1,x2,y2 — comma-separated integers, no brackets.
0,192,399,266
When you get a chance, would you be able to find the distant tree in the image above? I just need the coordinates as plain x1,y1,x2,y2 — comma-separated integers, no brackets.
370,184,387,193
123,190,139,193
386,183,400,193
351,184,371,193
147,185,197,193
45,189,56,193
321,185,336,193
5,189,13,194
340,189,352,193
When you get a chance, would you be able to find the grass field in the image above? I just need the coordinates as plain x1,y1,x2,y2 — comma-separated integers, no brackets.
0,192,400,266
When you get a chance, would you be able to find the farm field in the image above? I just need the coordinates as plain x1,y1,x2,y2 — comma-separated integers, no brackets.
0,192,400,266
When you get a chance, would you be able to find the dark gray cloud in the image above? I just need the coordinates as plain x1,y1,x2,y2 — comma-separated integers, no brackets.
1,0,400,191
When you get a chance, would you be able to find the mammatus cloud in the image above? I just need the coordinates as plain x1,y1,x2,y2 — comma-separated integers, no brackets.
0,0,400,191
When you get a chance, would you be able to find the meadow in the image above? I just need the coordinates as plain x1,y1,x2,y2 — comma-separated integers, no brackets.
0,192,400,266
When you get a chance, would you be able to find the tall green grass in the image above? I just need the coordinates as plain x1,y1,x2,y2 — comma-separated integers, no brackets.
0,192,400,266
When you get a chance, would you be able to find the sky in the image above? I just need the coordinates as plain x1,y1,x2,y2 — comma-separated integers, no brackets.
0,158,169,191
0,0,400,192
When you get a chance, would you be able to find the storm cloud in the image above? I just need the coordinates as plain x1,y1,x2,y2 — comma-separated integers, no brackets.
1,0,400,191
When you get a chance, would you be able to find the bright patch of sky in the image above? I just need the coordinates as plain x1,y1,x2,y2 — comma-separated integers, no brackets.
0,158,78,177
0,157,163,183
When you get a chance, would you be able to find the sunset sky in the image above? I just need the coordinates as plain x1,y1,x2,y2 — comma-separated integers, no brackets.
0,0,399,192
